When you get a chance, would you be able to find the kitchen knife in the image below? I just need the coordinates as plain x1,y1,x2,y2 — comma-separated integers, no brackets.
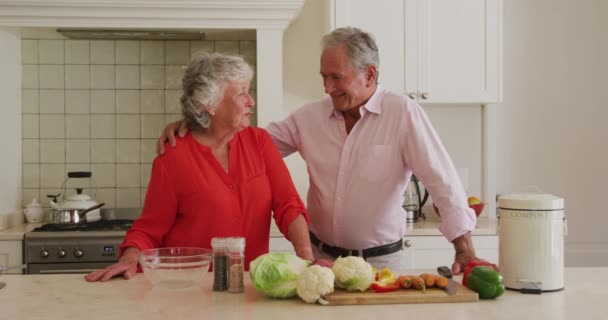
437,266,456,296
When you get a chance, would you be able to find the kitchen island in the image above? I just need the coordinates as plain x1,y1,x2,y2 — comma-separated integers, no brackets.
1,268,605,320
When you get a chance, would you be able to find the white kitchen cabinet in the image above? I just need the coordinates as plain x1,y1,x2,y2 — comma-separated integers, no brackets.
333,0,502,103
0,240,23,274
402,235,498,269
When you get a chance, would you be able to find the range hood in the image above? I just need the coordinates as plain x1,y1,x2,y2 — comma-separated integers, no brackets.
57,29,206,40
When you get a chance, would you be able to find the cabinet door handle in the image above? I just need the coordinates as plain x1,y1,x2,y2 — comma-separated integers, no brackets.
408,92,417,100
420,92,429,100
403,240,412,248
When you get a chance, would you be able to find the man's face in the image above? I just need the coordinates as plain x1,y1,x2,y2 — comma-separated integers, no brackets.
320,44,375,112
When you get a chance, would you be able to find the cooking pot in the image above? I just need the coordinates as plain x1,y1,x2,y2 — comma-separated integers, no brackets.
50,202,105,224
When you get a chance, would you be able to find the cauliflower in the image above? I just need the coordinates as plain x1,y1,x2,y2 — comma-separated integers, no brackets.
296,265,335,305
331,256,374,292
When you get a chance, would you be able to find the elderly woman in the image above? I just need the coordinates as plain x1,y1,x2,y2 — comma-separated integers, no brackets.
86,52,313,282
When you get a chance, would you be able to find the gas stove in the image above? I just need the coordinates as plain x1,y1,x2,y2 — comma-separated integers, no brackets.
24,209,138,274
30,219,134,234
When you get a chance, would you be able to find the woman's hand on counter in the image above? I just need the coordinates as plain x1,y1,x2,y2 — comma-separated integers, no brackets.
84,247,140,282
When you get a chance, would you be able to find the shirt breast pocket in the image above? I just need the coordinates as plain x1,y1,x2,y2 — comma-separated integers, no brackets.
357,144,398,182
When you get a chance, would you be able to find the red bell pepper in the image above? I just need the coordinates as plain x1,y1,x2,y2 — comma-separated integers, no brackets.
462,259,499,287
371,267,400,292
371,280,400,293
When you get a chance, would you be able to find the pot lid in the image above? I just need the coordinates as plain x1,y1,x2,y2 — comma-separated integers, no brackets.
498,193,564,211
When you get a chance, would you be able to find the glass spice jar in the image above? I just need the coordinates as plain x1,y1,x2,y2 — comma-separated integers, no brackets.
211,237,229,291
227,237,246,293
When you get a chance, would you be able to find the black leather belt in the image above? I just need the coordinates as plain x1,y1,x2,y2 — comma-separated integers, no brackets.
309,232,403,260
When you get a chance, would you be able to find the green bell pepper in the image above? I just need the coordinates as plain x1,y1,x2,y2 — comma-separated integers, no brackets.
465,266,505,299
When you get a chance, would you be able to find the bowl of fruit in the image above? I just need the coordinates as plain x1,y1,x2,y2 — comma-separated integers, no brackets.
433,196,485,218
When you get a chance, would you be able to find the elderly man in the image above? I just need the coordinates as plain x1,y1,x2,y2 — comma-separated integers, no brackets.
159,27,479,273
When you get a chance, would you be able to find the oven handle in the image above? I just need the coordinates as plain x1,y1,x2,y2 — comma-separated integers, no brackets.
38,269,100,274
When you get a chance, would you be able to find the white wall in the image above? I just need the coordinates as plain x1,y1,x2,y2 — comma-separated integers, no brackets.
499,0,608,265
281,0,327,197
0,28,22,217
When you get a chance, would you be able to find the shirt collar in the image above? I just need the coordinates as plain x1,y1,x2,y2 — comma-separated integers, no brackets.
327,85,385,119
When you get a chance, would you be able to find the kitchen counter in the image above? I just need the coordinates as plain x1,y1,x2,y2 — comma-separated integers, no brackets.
0,268,605,320
269,216,497,237
405,216,497,236
2,216,497,240
0,223,40,240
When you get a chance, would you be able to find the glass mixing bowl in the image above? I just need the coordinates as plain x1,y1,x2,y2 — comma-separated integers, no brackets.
139,247,212,289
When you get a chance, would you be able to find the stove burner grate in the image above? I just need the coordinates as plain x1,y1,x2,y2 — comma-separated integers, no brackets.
32,219,134,232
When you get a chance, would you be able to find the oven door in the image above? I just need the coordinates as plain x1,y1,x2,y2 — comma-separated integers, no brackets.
27,262,114,274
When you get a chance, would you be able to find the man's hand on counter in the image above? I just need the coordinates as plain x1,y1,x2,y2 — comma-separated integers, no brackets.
451,232,477,275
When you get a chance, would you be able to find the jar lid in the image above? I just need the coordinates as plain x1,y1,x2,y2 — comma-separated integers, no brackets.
211,237,228,249
498,193,564,210
211,237,245,252
227,237,246,252
26,198,42,208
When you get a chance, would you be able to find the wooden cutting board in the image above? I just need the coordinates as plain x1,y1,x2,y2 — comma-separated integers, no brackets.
324,282,478,305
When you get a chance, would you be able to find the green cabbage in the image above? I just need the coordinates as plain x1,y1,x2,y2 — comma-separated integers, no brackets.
249,252,311,298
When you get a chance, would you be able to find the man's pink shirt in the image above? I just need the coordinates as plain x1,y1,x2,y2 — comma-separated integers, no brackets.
266,87,476,249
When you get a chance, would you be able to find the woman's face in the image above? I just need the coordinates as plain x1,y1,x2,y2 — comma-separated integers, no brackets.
211,80,255,131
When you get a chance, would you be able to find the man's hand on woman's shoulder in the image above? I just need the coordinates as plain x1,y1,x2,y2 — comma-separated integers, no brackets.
157,120,189,155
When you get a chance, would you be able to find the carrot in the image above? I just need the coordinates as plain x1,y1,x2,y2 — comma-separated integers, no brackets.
435,275,449,289
419,273,437,288
410,276,426,292
398,275,413,289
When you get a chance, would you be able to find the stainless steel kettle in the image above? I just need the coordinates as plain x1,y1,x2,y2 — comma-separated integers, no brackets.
403,175,429,223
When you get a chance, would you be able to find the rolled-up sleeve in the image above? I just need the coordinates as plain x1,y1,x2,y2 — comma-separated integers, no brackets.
119,157,178,255
258,129,309,237
401,101,477,242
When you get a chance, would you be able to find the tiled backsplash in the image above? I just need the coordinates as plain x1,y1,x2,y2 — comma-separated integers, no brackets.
21,36,257,209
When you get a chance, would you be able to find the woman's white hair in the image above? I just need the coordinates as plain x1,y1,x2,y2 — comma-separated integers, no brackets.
181,52,253,130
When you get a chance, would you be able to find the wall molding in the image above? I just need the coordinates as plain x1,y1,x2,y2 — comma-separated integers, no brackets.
0,0,305,29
